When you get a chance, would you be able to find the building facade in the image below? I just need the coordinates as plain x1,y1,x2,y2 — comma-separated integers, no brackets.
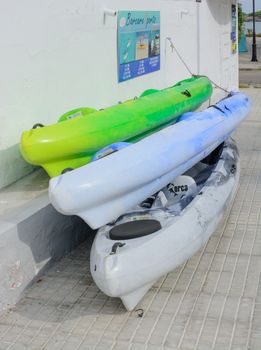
0,0,238,188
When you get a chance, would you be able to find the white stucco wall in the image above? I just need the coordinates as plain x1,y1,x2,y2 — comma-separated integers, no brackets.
0,0,238,189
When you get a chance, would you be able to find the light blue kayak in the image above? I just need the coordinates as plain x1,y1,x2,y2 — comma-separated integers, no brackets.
49,92,250,229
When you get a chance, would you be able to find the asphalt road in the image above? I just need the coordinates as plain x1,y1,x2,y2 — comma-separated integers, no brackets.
239,69,261,85
239,37,261,86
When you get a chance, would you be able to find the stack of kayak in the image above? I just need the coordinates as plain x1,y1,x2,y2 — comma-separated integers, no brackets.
20,75,250,311
49,91,250,229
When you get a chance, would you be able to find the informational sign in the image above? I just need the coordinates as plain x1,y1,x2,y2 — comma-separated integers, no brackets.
117,11,160,83
231,4,237,54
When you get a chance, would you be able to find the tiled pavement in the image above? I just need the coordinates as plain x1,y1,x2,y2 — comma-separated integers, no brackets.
0,88,261,350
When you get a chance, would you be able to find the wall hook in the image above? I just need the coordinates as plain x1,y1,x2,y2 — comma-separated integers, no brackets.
103,8,117,24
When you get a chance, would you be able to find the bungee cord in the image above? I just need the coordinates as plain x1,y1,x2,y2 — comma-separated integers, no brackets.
166,37,231,95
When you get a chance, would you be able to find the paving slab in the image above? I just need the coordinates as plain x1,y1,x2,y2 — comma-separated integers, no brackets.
0,88,260,349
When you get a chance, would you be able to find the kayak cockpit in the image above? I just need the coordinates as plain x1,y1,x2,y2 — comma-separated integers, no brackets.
106,140,238,240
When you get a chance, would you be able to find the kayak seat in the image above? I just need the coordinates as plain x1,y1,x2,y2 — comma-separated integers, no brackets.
193,166,213,186
109,219,161,240
201,142,224,165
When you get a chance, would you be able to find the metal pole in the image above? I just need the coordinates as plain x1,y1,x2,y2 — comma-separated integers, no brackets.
251,0,258,62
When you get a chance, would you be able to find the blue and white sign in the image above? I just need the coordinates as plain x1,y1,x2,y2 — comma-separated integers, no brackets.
118,11,160,83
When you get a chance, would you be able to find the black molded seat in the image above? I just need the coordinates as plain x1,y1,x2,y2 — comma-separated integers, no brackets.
201,142,224,165
109,219,161,240
193,167,213,186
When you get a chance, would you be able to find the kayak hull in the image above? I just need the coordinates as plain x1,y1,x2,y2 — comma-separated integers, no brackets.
90,138,240,311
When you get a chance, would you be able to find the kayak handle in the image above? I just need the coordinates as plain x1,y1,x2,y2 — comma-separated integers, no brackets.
61,167,73,175
181,90,191,98
136,309,144,318
110,242,126,255
32,123,44,129
224,105,231,112
230,164,236,174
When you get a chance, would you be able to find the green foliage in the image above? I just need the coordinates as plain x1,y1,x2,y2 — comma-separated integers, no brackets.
238,4,244,41
248,10,261,17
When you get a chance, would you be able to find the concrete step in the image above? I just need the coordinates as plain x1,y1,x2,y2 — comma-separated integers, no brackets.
0,169,92,315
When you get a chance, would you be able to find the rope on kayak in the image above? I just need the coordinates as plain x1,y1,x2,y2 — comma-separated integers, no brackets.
203,76,231,95
209,105,225,114
166,37,231,95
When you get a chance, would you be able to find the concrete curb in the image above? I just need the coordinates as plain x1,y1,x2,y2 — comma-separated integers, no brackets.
0,171,93,315
239,67,261,71
239,83,261,89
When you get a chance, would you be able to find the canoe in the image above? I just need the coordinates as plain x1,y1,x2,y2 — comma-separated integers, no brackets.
49,92,250,229
20,76,212,177
90,138,240,311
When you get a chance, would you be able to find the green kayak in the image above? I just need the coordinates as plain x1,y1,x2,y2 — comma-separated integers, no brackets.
20,76,213,177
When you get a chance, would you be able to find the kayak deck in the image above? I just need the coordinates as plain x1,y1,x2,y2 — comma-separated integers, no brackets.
20,76,212,177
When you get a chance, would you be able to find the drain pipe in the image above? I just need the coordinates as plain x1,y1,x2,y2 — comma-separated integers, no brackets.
196,0,201,75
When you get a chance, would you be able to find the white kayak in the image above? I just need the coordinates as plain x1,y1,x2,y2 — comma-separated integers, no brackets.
90,138,240,311
49,92,250,229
